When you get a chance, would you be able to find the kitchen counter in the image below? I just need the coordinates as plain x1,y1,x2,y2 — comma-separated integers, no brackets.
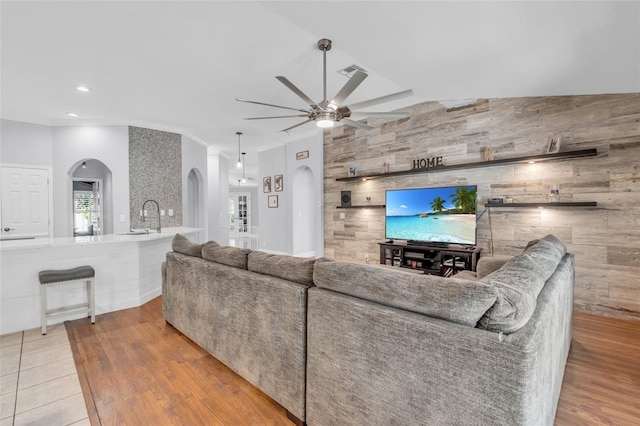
0,227,204,334
0,227,202,251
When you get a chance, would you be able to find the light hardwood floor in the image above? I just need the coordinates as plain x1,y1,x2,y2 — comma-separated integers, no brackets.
65,297,640,425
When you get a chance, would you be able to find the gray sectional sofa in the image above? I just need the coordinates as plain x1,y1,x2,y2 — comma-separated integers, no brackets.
162,235,315,424
162,234,574,426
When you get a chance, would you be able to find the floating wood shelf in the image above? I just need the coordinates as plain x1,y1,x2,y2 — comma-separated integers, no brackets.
335,148,598,182
484,202,597,208
336,205,385,209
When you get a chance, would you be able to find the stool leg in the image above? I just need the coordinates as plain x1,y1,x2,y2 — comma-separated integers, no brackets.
41,284,47,335
89,278,95,324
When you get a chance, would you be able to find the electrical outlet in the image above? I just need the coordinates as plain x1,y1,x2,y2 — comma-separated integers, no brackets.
168,209,174,216
160,209,165,216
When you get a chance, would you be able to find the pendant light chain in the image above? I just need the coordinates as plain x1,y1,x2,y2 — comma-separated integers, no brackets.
236,131,243,168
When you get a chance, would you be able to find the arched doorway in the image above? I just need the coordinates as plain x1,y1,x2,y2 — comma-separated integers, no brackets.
292,166,315,256
186,168,205,231
70,159,113,235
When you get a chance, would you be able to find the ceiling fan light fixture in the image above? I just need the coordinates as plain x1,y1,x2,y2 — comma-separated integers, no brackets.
316,110,335,128
317,118,335,128
237,38,413,133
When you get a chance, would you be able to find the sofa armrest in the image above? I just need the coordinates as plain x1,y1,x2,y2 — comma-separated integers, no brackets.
476,255,512,278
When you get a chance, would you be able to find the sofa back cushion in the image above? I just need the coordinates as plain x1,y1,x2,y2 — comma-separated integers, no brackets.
248,251,316,286
478,234,567,333
313,257,498,327
201,241,251,269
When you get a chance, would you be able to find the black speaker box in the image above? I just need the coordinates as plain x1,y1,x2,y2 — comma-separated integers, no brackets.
340,190,352,207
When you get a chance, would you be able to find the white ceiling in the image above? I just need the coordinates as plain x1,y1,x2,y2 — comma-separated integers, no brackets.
2,1,639,185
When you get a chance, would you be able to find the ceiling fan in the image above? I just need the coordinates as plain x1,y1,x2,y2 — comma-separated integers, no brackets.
236,38,414,132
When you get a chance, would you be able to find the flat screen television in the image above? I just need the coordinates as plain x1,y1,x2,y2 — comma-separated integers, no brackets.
385,185,477,246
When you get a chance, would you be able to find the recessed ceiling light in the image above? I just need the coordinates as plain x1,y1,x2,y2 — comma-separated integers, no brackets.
66,112,79,117
76,86,90,92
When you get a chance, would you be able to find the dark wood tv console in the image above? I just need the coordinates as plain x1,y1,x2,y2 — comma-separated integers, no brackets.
378,242,482,276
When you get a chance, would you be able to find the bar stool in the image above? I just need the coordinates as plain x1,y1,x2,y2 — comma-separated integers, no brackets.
39,265,95,334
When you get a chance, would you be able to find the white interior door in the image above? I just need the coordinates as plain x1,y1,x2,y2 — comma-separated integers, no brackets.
1,166,51,238
228,192,251,236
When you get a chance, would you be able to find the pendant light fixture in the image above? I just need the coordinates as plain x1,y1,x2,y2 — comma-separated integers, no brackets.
241,152,247,184
236,131,243,168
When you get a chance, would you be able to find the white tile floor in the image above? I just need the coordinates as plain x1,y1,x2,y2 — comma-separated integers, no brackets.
0,325,89,425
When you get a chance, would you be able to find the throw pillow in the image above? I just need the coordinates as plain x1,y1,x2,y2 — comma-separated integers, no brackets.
477,234,567,333
172,233,206,257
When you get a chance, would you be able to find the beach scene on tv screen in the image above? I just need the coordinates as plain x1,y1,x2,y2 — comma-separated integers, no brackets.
386,185,477,244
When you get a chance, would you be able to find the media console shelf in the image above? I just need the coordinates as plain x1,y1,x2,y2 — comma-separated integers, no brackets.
379,242,482,276
336,148,597,182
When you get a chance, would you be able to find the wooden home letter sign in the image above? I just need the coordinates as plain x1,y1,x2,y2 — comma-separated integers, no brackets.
412,156,444,170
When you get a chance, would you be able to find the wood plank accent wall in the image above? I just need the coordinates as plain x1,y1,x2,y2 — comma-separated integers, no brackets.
323,93,640,320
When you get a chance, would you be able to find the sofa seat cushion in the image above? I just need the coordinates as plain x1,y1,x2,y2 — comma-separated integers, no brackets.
172,233,206,257
201,241,251,269
478,234,567,333
248,251,316,286
313,257,498,327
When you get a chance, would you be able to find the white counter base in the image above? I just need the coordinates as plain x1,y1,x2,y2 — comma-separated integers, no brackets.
0,227,203,335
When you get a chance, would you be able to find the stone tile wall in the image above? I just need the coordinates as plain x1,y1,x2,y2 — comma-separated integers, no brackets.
129,126,182,229
323,93,640,319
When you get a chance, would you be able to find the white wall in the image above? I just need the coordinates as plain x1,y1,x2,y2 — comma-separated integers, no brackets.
182,135,208,237
0,119,53,166
258,145,289,253
207,150,229,244
258,132,324,255
51,126,130,237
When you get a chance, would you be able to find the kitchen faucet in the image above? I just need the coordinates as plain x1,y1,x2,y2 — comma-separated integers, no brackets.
142,199,161,233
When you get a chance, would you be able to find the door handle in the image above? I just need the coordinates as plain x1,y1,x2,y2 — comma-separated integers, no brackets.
3,227,15,232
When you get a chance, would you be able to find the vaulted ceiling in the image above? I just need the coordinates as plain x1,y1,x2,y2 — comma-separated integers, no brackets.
2,1,639,183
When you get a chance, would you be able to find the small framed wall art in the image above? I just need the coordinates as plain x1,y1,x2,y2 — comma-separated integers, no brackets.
547,136,562,154
268,195,278,208
263,176,272,193
274,174,283,192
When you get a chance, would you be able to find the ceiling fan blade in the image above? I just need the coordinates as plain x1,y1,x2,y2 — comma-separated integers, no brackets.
245,114,309,120
346,89,414,111
276,76,321,109
350,111,409,118
235,98,309,113
341,119,375,131
328,70,368,109
281,119,313,132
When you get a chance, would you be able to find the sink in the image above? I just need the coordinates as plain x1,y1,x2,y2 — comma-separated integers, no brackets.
118,231,149,235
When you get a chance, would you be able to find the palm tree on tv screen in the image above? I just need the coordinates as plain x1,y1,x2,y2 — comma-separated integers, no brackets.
450,186,476,213
430,196,445,212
